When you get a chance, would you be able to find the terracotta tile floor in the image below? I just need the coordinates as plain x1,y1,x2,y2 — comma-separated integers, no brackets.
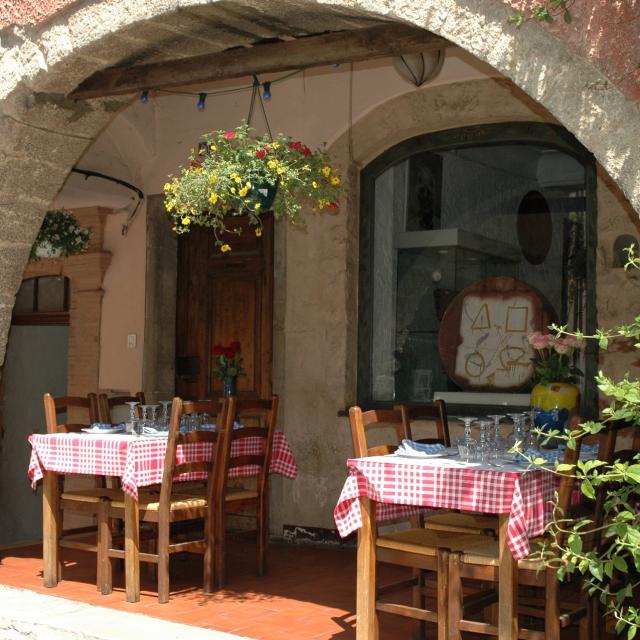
0,541,415,639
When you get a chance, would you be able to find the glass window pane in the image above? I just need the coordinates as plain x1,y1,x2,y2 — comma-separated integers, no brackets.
14,279,35,313
37,277,67,312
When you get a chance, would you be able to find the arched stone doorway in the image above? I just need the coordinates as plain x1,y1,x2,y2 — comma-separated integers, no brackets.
0,0,639,370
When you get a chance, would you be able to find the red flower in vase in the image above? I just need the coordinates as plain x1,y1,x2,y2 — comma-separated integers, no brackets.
212,341,244,383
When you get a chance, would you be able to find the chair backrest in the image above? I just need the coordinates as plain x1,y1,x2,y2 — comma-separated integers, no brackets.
97,392,146,423
158,396,234,515
183,399,223,420
395,400,450,447
348,406,412,458
43,392,99,433
212,396,279,501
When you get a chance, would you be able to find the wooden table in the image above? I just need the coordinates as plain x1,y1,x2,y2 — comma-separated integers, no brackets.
29,431,298,601
333,455,555,639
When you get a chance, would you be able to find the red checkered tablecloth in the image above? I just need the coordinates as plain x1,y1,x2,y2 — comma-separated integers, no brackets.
28,430,297,500
333,456,556,560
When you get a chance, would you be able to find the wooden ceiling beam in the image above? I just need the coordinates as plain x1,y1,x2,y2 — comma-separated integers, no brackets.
69,23,449,100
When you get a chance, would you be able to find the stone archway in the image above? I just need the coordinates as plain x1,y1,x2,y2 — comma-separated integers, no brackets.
0,0,639,368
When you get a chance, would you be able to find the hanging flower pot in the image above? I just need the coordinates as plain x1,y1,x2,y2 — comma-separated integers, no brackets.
164,122,342,251
30,209,91,262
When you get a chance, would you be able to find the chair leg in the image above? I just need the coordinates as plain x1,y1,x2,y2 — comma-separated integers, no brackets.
214,512,226,589
436,549,449,640
544,569,561,640
448,551,463,640
578,613,589,640
257,500,268,577
203,514,215,593
157,520,170,603
97,499,112,595
412,569,426,640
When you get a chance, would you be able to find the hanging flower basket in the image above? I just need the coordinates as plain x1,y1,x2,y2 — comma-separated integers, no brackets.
30,209,91,262
163,122,342,251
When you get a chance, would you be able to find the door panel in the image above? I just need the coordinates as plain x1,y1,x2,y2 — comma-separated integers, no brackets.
175,216,273,400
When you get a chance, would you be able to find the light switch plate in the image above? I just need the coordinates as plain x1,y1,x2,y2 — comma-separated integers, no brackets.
127,333,137,349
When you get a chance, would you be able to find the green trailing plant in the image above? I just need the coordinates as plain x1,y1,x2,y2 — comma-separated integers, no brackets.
507,0,574,27
526,248,640,637
30,209,91,261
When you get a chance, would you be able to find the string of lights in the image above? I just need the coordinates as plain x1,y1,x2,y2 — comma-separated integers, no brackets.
138,68,303,109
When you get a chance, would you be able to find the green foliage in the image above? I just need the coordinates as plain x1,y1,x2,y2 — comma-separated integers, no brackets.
30,209,91,261
536,251,640,637
508,0,573,28
164,122,342,251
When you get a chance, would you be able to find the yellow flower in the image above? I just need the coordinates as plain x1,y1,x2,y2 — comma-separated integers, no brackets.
210,145,217,151
209,174,217,183
312,181,319,189
254,203,261,210
230,187,236,194
230,173,239,179
331,176,341,185
163,182,172,192
322,166,331,177
267,159,278,169
270,142,280,149
276,167,285,175
181,216,191,225
208,193,219,205
234,176,242,184
255,228,262,237
220,244,231,253
238,185,249,197
166,201,175,211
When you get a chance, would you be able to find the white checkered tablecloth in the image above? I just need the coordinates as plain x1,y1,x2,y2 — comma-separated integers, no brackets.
333,456,556,560
28,430,297,500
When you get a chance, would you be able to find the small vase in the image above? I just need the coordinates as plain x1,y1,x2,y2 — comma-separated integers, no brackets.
531,382,580,447
222,377,237,397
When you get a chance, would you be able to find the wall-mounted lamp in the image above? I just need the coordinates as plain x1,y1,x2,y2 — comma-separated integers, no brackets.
393,49,445,87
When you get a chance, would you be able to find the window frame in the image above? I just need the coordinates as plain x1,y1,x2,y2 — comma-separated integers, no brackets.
357,122,598,416
12,276,70,326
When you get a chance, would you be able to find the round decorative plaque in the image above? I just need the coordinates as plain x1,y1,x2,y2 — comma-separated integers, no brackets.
438,276,556,392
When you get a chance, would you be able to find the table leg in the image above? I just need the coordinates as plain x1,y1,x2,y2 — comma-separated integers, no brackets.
498,513,518,640
356,497,378,640
124,493,140,603
42,471,59,587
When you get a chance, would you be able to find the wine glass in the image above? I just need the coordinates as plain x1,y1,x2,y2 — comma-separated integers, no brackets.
124,401,139,435
476,420,493,464
458,417,477,461
487,414,506,458
138,405,151,436
159,400,171,431
149,404,159,428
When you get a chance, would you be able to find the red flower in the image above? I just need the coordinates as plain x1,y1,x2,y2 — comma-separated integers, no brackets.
189,158,202,168
223,131,236,139
230,341,241,352
328,202,339,209
301,145,311,157
255,148,267,159
213,345,224,356
224,348,235,359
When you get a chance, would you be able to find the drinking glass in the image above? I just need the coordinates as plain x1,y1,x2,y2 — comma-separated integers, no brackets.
487,414,505,457
149,404,159,428
138,405,150,436
459,417,477,461
476,419,493,463
125,401,139,435
159,400,171,431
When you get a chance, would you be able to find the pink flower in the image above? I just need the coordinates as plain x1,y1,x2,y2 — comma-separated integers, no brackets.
553,341,569,354
528,332,552,349
561,335,581,349
223,131,236,139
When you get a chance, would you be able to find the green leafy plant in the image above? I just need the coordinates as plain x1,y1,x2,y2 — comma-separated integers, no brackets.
530,248,640,637
212,341,244,383
164,122,342,251
528,331,583,385
508,0,574,27
30,209,91,261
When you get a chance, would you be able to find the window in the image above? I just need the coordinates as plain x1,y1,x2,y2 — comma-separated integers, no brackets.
358,123,597,415
12,276,70,325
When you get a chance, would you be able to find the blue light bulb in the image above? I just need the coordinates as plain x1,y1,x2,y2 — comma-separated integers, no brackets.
197,93,207,111
140,90,149,104
262,82,272,101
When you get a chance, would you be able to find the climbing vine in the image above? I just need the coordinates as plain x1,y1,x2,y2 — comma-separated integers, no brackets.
508,0,574,27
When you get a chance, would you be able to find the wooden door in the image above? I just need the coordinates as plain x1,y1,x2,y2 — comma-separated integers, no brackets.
175,216,273,400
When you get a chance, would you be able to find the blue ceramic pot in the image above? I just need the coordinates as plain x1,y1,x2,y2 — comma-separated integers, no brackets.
223,377,237,397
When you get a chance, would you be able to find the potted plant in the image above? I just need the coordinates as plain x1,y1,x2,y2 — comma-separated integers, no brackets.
163,122,342,250
30,209,91,261
528,331,583,442
212,341,244,396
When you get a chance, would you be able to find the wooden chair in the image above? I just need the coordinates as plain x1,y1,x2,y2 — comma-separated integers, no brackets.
198,395,279,588
102,396,235,602
348,405,489,639
447,420,592,640
97,391,146,423
43,392,115,587
395,402,498,537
